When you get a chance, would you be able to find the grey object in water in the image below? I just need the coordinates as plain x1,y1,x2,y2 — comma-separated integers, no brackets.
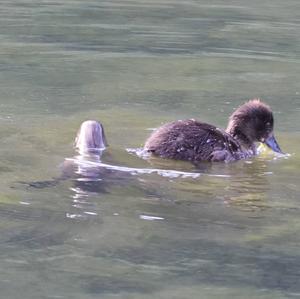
75,120,108,155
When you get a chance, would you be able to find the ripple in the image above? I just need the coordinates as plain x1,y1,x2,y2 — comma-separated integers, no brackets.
66,157,206,179
139,214,165,221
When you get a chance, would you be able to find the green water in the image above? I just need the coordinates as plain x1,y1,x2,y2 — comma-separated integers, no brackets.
0,1,300,298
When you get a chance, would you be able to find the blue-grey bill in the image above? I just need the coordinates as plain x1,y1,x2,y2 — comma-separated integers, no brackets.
265,135,283,154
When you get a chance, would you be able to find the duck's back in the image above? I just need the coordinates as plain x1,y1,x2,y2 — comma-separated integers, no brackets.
144,119,246,162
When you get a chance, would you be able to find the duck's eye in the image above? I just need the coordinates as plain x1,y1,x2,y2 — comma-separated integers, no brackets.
265,122,272,132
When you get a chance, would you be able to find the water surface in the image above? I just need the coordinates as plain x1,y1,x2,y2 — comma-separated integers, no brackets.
0,1,300,298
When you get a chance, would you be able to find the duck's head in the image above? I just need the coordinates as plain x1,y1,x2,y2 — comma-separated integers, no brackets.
226,99,283,154
74,120,108,155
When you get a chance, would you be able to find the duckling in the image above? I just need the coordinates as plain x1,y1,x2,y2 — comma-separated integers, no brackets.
144,99,283,162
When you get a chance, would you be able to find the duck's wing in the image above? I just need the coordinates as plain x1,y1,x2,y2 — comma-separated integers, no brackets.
144,119,242,162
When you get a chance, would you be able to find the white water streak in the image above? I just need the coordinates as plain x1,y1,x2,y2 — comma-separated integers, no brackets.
65,158,231,179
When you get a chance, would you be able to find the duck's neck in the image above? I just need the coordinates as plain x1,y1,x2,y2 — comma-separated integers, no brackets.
226,125,256,154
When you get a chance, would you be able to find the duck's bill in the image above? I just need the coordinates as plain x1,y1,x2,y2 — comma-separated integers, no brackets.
265,135,283,154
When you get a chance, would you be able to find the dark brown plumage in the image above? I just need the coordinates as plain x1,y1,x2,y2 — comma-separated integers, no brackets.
144,99,282,162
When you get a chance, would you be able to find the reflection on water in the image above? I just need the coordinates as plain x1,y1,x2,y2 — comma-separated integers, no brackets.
0,0,300,298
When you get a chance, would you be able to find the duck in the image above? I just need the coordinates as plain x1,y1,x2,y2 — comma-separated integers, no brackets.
144,99,283,162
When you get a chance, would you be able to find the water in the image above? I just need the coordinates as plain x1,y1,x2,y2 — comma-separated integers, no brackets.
0,0,300,298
